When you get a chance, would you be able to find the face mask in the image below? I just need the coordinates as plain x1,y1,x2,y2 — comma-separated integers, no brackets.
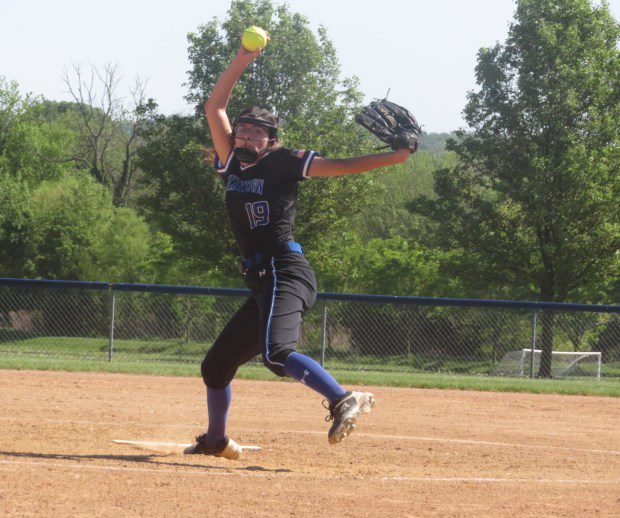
234,146,260,163
232,123,275,163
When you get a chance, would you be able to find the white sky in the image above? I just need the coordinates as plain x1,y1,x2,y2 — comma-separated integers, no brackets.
1,0,618,132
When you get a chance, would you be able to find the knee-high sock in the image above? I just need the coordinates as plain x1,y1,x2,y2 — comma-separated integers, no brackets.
203,385,231,443
284,352,347,403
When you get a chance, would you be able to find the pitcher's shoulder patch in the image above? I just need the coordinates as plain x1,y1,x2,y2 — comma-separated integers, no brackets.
290,149,305,158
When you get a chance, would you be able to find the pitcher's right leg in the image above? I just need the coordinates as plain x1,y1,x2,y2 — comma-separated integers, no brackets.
185,297,260,459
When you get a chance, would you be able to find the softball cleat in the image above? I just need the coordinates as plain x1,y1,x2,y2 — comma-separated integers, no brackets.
183,434,242,460
325,391,376,444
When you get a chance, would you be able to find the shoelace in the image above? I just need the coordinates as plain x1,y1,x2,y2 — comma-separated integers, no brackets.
322,399,335,422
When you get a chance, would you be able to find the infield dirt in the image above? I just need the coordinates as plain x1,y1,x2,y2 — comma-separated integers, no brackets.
0,370,618,517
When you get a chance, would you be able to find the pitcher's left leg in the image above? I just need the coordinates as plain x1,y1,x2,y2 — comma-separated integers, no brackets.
257,258,376,443
257,257,341,400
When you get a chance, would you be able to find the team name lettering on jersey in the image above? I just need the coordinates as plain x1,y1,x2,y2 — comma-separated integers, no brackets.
226,175,265,195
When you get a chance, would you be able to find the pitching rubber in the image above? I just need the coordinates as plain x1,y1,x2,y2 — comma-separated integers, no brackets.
113,439,261,459
211,437,242,460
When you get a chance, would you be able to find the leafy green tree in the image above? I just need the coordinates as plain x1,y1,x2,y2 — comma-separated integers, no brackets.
0,81,77,186
0,79,169,283
139,0,378,278
0,77,25,152
409,0,619,377
0,81,83,277
351,236,445,296
93,207,154,282
312,230,457,297
28,173,115,279
136,115,237,279
0,171,31,276
355,151,456,241
1,109,77,186
22,172,156,282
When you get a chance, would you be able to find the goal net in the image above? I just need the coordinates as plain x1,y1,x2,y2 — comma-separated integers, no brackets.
491,349,602,380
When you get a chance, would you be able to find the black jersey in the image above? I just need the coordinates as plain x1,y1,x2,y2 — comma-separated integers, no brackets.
214,147,319,258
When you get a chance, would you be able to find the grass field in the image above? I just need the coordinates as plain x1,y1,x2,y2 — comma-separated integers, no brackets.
1,345,618,397
1,334,618,397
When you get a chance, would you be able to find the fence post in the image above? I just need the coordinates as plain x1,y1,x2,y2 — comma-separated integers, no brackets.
108,287,116,362
320,304,328,367
529,310,538,379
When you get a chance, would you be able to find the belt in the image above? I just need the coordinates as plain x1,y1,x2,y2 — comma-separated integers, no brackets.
240,241,303,271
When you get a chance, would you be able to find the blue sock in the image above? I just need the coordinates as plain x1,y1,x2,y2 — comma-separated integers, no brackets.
203,385,231,444
284,352,347,403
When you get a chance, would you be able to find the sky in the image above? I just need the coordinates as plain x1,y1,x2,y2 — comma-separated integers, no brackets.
1,0,618,133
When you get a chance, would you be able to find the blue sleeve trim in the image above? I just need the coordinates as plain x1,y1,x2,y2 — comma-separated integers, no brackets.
214,149,233,173
287,241,303,253
302,150,317,179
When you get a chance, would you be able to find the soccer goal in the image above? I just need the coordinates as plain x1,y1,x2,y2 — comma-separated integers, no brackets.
491,349,603,380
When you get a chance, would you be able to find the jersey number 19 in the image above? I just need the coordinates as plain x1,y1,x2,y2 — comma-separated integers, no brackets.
245,201,270,229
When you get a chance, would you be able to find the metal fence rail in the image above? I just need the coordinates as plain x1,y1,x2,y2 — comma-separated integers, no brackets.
1,278,618,379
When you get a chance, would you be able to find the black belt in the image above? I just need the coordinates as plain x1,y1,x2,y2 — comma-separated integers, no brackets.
240,241,303,271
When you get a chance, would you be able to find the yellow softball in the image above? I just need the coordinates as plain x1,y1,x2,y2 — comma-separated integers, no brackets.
242,26,270,51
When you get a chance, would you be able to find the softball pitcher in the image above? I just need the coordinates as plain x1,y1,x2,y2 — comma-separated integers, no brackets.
185,37,417,460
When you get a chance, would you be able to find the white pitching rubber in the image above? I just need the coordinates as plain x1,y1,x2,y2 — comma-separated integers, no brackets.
113,439,261,451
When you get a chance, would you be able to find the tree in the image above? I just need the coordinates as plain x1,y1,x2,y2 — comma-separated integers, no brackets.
355,151,456,241
1,172,157,282
136,114,236,278
0,78,171,283
63,64,156,206
138,0,377,277
1,107,78,186
0,79,77,186
0,171,30,276
0,78,25,152
0,81,82,278
409,0,619,377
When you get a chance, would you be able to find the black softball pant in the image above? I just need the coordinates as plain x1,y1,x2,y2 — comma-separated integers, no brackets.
201,253,317,389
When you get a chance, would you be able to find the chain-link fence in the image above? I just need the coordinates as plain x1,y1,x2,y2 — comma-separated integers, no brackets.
1,278,618,379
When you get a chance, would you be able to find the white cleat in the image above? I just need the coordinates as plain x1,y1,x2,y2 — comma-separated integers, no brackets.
183,435,242,460
326,391,376,445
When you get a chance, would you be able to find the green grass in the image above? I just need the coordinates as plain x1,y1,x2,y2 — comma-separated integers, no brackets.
1,354,618,397
0,335,206,357
2,335,618,397
5,336,617,375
